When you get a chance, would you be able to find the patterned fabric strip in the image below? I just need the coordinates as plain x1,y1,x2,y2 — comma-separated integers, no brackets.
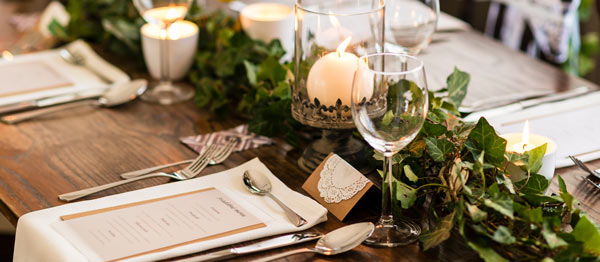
180,124,273,154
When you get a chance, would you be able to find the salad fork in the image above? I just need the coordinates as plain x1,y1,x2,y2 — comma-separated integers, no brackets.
58,142,225,202
120,138,237,179
568,155,600,190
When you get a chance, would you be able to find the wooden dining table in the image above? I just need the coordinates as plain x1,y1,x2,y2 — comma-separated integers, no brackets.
1,2,599,261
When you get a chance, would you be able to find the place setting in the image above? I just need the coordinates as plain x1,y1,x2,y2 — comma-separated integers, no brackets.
1,0,600,262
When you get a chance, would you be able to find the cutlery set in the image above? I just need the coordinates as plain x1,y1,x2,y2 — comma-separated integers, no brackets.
0,48,147,123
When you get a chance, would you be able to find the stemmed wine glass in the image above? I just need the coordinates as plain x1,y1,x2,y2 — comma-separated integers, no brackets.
385,0,439,55
133,0,194,104
351,53,428,246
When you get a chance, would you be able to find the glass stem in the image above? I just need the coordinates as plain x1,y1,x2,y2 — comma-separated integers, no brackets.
159,25,172,86
380,155,395,223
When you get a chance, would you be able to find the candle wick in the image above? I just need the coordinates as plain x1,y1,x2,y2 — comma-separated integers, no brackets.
523,144,527,150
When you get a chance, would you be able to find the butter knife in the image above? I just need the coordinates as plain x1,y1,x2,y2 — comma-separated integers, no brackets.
0,89,105,114
172,232,323,262
463,86,590,122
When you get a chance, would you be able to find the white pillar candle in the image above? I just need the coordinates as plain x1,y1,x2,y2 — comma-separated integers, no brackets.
501,121,557,183
141,20,199,80
306,37,372,108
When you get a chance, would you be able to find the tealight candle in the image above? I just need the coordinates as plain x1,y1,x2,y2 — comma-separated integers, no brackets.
501,120,557,184
141,20,198,80
306,37,373,108
240,2,294,61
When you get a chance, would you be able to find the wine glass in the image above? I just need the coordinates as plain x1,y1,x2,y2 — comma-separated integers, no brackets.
133,0,194,104
351,53,428,247
385,0,439,55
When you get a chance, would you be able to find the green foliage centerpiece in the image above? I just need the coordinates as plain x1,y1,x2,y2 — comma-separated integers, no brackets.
49,1,600,260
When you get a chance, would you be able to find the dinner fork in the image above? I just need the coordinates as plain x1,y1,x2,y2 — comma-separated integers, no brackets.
120,138,237,179
58,143,225,202
568,155,600,190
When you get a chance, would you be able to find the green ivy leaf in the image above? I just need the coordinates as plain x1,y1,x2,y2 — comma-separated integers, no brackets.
425,137,455,162
420,210,456,250
423,121,447,137
243,60,258,86
525,143,547,174
520,193,563,206
484,184,514,219
571,215,600,255
466,203,487,223
48,19,70,39
542,219,568,249
467,240,508,262
513,202,543,223
394,180,416,209
257,56,287,84
273,82,291,100
403,165,419,183
492,226,516,244
557,175,576,212
446,67,470,108
496,174,516,194
514,174,550,195
467,118,507,166
408,139,426,157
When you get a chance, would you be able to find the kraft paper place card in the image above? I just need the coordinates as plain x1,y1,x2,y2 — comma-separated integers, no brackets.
52,187,265,262
0,61,72,97
302,153,373,221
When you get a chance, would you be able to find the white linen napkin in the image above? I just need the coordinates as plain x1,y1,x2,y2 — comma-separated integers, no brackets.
13,158,327,262
0,40,130,106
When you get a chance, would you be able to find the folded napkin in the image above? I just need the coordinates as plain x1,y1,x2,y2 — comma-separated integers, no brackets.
180,124,273,154
13,158,327,262
0,40,130,106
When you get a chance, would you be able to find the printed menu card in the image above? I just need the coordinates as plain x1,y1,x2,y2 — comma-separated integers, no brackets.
0,61,73,96
52,187,265,261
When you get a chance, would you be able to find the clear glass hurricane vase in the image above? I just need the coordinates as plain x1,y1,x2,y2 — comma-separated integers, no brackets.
351,53,429,246
133,0,194,104
385,0,439,55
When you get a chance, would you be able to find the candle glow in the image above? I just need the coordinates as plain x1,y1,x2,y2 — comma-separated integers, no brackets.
2,50,13,61
510,120,536,153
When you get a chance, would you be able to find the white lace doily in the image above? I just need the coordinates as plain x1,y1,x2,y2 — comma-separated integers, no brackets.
318,154,370,204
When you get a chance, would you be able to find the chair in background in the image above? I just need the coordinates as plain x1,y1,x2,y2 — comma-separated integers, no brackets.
479,0,582,74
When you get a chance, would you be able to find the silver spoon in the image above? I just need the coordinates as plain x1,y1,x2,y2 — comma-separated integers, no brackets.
60,49,113,83
243,170,307,227
1,79,147,124
251,222,375,262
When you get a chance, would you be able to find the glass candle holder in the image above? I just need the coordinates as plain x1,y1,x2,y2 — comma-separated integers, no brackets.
293,0,385,173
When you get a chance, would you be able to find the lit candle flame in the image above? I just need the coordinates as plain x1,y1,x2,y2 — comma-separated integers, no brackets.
165,7,181,20
336,36,352,56
521,120,530,150
2,50,13,61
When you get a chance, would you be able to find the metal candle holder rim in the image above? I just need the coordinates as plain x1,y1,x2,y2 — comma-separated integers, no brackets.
294,0,386,16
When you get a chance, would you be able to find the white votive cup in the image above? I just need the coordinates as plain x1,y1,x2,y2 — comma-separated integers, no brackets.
240,2,294,60
502,133,557,190
141,20,199,81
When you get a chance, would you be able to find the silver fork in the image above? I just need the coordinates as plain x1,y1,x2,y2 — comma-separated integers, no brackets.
60,49,113,83
120,138,237,179
568,155,600,190
58,143,225,202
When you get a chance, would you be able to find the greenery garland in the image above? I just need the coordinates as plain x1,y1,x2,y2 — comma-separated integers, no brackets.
49,1,600,260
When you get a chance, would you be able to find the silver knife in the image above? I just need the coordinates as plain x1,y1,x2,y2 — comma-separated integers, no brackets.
463,86,591,122
0,89,105,114
172,232,323,262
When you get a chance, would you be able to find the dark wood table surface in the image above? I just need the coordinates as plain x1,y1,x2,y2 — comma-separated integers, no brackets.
1,2,600,261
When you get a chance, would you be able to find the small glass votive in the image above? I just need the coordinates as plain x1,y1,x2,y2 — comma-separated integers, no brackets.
502,132,557,192
239,2,294,61
141,20,199,81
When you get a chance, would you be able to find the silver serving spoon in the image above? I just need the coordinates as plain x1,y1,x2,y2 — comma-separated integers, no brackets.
1,79,147,124
243,170,307,227
251,222,375,262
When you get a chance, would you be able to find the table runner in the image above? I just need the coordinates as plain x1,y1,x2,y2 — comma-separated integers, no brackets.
13,158,327,262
